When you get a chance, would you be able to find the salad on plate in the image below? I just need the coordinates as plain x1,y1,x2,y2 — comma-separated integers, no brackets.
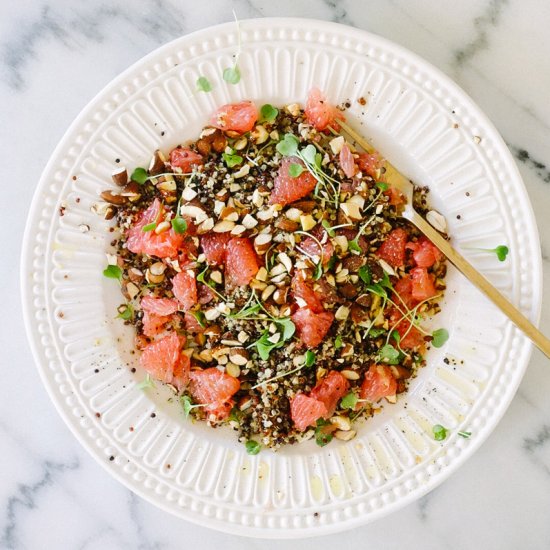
99,88,448,452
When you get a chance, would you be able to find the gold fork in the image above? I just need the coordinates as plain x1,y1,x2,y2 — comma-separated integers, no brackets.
338,120,550,359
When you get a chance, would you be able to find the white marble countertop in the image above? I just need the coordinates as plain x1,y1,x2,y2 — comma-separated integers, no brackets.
2,0,550,548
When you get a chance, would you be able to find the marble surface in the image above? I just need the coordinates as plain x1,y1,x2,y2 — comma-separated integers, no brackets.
2,0,550,548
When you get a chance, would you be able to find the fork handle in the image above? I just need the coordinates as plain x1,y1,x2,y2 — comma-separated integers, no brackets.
407,210,550,358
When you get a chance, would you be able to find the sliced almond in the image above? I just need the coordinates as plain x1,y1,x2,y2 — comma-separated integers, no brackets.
210,271,223,285
250,124,269,144
111,167,128,186
233,165,250,179
300,214,316,231
242,214,258,229
255,267,268,282
340,201,362,220
349,194,366,209
262,284,276,301
286,208,302,222
181,186,198,201
333,235,348,253
213,220,235,233
285,103,301,116
205,308,221,321
237,331,249,344
329,136,345,155
257,207,276,221
154,221,171,234
341,369,360,380
278,252,293,272
426,210,447,233
254,233,272,254
230,224,246,236
335,305,350,321
225,362,241,378
267,333,281,344
331,416,351,431
229,348,249,365
197,217,214,233
334,430,356,441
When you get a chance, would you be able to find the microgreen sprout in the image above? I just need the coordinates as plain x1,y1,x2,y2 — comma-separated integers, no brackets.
288,163,305,177
304,350,316,367
340,392,358,409
189,310,206,328
315,418,333,447
223,11,242,84
245,440,261,455
334,335,343,349
142,221,157,232
432,424,448,441
131,167,148,184
171,216,188,234
196,265,226,301
358,265,371,285
431,328,449,348
136,374,155,391
196,76,213,92
375,181,389,191
103,264,122,281
458,431,472,439
260,104,279,123
276,133,299,156
222,150,243,168
378,343,401,364
117,303,133,320
180,395,206,419
471,245,509,262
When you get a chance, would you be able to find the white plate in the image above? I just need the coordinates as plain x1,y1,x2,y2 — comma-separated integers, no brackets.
21,18,542,538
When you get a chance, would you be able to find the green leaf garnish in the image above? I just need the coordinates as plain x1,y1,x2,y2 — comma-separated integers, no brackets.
458,431,472,439
142,221,157,232
366,283,387,298
369,328,386,338
301,144,317,165
260,104,279,123
136,374,155,391
276,133,299,157
321,219,336,237
253,331,282,361
433,424,448,441
358,265,371,285
171,217,188,234
379,344,400,363
131,167,148,184
348,239,361,254
304,350,316,367
223,66,241,84
288,163,304,178
228,407,242,423
103,265,122,281
431,328,449,348
196,266,208,284
222,151,243,168
231,303,261,319
340,392,358,410
470,245,509,261
334,335,343,349
117,303,133,320
189,310,206,328
315,419,333,447
375,181,389,191
196,76,212,92
245,440,261,455
180,395,197,419
391,330,401,345
277,317,296,341
313,261,323,280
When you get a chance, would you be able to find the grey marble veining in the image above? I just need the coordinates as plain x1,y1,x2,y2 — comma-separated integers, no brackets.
2,0,550,549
